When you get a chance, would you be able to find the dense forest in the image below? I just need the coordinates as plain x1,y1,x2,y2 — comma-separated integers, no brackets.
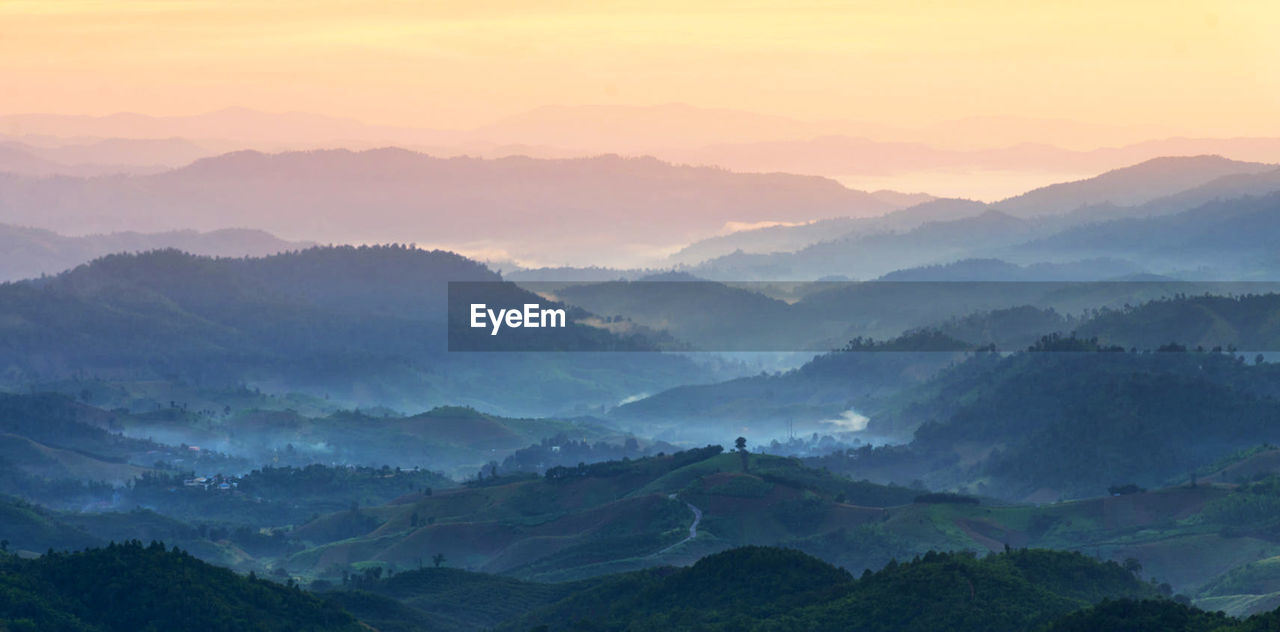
0,541,361,632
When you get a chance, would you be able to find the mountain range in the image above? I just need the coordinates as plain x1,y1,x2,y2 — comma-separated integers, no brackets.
0,246,713,416
682,156,1280,280
0,223,310,281
0,150,909,267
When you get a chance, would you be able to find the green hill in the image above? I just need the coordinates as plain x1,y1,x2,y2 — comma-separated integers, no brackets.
1042,598,1280,632
841,349,1280,499
1077,292,1280,352
0,541,363,632
283,447,919,581
496,546,1161,632
342,566,586,631
0,246,705,416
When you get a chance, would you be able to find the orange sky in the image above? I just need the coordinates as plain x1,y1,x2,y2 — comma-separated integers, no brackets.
2,0,1279,139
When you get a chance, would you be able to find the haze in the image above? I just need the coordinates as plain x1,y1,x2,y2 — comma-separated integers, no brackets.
3,1,1278,140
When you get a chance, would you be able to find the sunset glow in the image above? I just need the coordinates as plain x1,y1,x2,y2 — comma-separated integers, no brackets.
3,0,1278,142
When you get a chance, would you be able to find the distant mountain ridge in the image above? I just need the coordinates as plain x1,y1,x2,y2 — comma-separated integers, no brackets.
668,198,985,265
992,155,1276,217
685,156,1280,280
9,106,1278,185
0,149,903,267
0,223,311,281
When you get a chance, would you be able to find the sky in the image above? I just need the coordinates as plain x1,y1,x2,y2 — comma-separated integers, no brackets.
3,0,1279,139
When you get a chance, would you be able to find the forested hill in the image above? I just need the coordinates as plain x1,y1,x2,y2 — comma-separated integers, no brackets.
0,246,701,415
494,546,1162,632
859,348,1280,498
42,244,496,320
0,541,363,631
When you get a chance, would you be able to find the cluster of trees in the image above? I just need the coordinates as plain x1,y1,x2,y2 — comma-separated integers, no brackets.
1045,598,1280,631
0,541,362,631
496,546,1182,631
544,445,724,482
844,349,1280,498
1196,474,1280,535
498,434,675,475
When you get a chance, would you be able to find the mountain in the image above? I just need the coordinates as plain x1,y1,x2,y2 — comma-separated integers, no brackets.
0,246,708,416
1133,166,1280,217
492,547,1160,632
0,143,71,176
283,448,917,581
1006,192,1280,277
550,279,797,351
667,198,984,265
1075,292,1280,351
852,350,1280,499
6,136,220,170
610,289,1280,450
692,209,1040,280
877,257,1147,281
0,541,364,631
290,438,1280,602
0,223,311,281
1043,599,1275,632
101,402,625,480
992,155,1275,217
547,267,1215,355
0,149,901,267
0,393,164,489
678,158,1280,280
325,566,585,632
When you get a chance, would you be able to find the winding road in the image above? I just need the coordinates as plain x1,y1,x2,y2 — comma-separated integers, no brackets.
655,493,702,556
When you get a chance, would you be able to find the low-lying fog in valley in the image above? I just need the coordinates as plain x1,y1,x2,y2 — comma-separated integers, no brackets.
6,3,1280,629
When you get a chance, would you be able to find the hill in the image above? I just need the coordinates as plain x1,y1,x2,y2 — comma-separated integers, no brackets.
1076,293,1280,351
330,566,586,631
692,209,1046,280
1044,598,1280,632
0,246,708,416
1007,192,1280,278
0,393,242,502
281,447,919,582
877,257,1147,281
0,149,900,267
606,287,1280,441
0,222,309,282
0,541,363,631
495,546,1160,632
991,155,1276,217
607,330,968,440
681,157,1280,281
134,405,625,478
666,197,981,265
842,348,1280,499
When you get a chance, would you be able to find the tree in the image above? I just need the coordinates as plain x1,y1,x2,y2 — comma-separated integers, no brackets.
735,437,749,473
432,553,446,568
1122,557,1143,576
